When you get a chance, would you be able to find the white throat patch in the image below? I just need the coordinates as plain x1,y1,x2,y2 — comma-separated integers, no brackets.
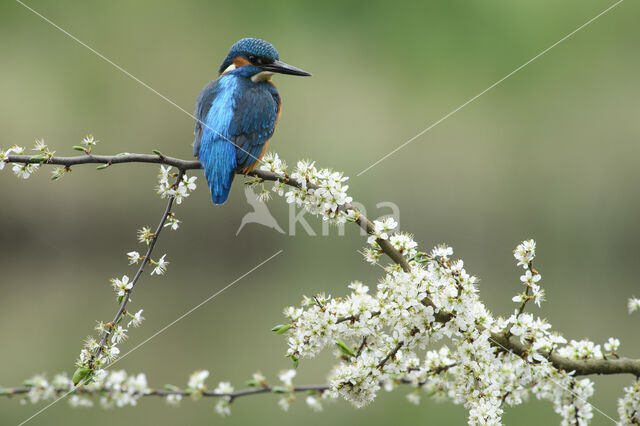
251,71,275,83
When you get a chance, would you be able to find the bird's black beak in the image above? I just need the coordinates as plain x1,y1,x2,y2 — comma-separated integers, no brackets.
260,60,311,77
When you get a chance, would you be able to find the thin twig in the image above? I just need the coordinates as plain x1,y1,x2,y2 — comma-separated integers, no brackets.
89,170,184,368
0,384,330,400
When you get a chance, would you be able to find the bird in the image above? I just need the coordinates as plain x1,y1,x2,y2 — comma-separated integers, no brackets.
193,37,311,204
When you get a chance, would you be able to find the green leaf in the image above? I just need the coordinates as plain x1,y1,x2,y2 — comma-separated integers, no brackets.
164,384,179,391
72,146,87,152
335,339,355,357
117,295,124,304
29,154,45,161
96,164,109,170
23,380,35,387
72,368,92,386
271,386,287,393
152,150,164,157
271,324,292,335
284,352,300,368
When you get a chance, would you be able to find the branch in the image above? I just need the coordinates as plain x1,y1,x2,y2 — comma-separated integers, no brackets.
490,332,640,376
89,170,184,369
0,384,330,400
5,153,409,271
5,152,639,378
0,363,459,402
6,153,200,170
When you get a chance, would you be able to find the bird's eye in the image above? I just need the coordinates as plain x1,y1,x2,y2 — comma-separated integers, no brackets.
248,55,257,63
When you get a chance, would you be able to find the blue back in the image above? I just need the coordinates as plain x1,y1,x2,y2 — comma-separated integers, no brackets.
194,69,281,204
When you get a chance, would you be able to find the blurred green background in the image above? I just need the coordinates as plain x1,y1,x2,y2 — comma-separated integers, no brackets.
1,0,639,424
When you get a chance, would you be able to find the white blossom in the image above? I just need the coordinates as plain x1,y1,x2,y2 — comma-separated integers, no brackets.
164,215,181,230
137,227,153,245
617,379,640,424
151,254,169,275
214,381,234,394
110,275,132,297
305,395,323,412
127,251,141,265
188,370,209,391
81,134,99,149
128,309,145,328
278,397,291,411
604,337,620,354
514,239,536,268
182,175,197,191
166,393,182,406
259,152,287,177
215,398,231,416
111,326,128,344
12,162,39,179
278,369,296,387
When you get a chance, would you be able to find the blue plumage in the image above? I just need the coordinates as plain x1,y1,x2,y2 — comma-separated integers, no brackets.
194,38,310,205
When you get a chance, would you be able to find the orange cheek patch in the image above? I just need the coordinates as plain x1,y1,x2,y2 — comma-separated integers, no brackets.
233,57,250,67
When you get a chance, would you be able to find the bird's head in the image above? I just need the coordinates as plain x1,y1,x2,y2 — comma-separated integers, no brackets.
219,38,311,82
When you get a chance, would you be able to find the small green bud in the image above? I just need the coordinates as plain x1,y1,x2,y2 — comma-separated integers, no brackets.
96,164,109,170
152,150,164,157
72,146,87,152
335,339,355,357
271,324,292,335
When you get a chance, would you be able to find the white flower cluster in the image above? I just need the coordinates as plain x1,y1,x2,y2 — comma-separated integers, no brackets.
628,297,640,314
14,368,333,417
618,379,640,424
362,217,414,264
1,138,97,179
278,236,616,424
0,144,41,178
21,370,150,408
259,156,353,224
156,166,197,205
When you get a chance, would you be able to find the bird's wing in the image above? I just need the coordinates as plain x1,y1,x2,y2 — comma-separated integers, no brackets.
230,84,280,170
193,80,221,157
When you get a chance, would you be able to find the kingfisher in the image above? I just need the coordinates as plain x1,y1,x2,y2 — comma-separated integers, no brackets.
193,38,311,204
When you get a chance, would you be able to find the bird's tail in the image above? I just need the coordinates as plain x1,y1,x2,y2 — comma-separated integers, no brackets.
198,137,236,204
